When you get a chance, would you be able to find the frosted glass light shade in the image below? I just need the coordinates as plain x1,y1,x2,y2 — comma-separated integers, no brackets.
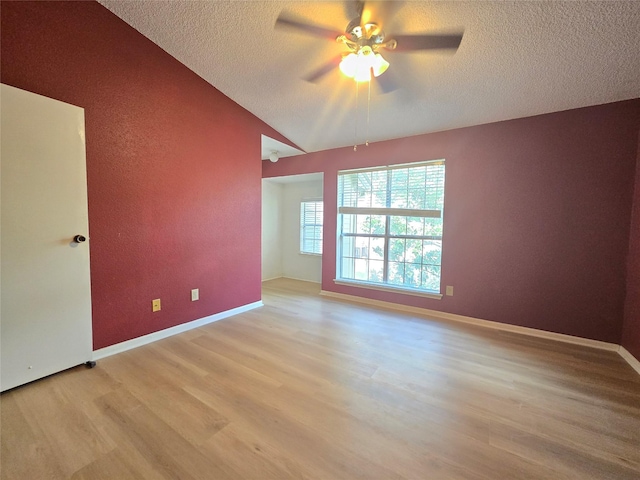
339,48,389,83
372,54,389,77
339,53,359,78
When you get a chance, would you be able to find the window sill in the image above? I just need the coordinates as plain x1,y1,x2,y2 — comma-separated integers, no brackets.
300,252,322,257
333,279,443,300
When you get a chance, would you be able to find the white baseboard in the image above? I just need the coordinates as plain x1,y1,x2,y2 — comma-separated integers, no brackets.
319,290,620,352
262,275,283,282
263,276,321,285
92,301,263,361
618,346,640,375
282,276,321,284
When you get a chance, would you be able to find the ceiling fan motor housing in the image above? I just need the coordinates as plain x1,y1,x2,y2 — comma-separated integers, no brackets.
342,18,391,55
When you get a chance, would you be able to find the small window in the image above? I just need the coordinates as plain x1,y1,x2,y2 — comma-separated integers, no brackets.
300,200,323,255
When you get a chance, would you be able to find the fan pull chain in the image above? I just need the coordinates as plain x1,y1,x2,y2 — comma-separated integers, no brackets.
366,77,371,147
354,80,359,151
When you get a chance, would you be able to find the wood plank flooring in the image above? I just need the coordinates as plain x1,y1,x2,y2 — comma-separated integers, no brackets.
2,277,639,479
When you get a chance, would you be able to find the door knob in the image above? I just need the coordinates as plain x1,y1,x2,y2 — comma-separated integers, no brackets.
73,235,87,243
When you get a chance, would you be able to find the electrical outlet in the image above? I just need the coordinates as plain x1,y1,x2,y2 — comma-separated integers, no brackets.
191,288,199,301
445,286,454,296
152,298,161,312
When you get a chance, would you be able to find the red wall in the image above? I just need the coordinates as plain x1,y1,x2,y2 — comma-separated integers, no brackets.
264,100,640,344
622,131,640,359
1,1,292,349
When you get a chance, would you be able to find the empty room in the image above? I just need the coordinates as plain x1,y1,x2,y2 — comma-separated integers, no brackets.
1,1,639,479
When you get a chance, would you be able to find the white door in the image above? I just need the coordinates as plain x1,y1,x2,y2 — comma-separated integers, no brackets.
1,84,93,392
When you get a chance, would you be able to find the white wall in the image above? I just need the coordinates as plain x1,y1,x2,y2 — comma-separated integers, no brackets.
262,175,324,284
282,179,323,283
261,180,283,281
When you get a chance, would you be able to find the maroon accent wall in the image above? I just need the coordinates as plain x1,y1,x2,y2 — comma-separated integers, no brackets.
1,1,292,349
622,131,640,360
264,100,640,344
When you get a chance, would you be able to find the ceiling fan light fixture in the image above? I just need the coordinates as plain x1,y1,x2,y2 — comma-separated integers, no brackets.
372,53,389,78
339,46,390,83
354,59,373,83
339,52,359,78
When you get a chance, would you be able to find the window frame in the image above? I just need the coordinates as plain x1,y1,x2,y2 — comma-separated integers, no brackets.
335,160,445,298
300,198,323,256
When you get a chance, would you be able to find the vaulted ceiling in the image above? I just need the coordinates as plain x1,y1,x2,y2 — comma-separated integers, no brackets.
99,1,640,154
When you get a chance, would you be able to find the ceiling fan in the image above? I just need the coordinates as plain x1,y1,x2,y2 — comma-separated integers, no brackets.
275,1,464,93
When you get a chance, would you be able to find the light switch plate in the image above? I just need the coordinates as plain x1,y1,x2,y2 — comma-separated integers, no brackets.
191,288,199,301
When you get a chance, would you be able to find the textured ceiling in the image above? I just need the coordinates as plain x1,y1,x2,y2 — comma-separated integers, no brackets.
98,1,640,154
261,134,304,161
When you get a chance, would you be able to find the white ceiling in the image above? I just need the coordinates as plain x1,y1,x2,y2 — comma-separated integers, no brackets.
263,172,324,184
260,134,305,161
99,1,640,154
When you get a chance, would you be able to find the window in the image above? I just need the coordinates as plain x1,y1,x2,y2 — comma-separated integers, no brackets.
300,200,323,255
337,160,445,295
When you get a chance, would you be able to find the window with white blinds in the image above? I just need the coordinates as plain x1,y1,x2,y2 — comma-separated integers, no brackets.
337,160,445,294
300,200,323,255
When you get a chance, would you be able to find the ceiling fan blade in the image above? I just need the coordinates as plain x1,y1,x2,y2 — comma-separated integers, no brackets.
391,33,464,52
346,0,364,21
360,1,404,30
304,56,343,83
275,13,342,41
375,71,399,94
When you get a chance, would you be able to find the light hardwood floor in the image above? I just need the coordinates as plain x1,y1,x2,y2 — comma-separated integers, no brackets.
2,278,639,479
